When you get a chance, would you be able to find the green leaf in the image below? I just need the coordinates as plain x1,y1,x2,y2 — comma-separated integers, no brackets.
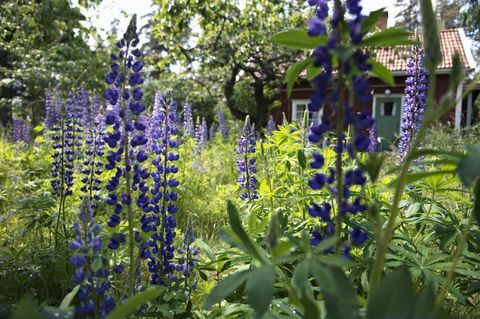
473,178,480,225
226,201,268,263
204,270,251,309
292,259,312,298
106,287,165,319
297,149,307,170
312,265,359,319
361,8,387,33
369,58,394,86
246,265,275,318
388,169,456,188
272,240,293,257
361,27,413,47
271,29,327,49
457,143,480,186
408,148,464,160
366,267,415,319
59,285,80,309
411,284,436,319
10,296,42,319
306,63,322,80
359,153,386,183
420,0,441,70
91,257,103,272
285,58,314,97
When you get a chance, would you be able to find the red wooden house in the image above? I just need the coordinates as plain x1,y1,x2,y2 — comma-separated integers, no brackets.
274,25,477,144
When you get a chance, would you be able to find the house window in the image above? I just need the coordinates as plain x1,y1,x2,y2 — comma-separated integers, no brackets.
381,101,396,116
292,99,322,127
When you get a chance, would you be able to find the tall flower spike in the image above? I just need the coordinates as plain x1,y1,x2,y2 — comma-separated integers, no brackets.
193,116,202,154
306,0,374,256
12,118,29,144
103,15,148,295
177,221,199,297
200,117,208,149
398,45,427,161
51,95,64,197
139,92,180,286
218,110,229,140
70,199,115,318
81,94,105,205
192,116,205,172
368,122,379,153
267,115,276,135
63,94,76,197
236,116,258,201
44,91,56,130
209,123,215,142
183,101,194,138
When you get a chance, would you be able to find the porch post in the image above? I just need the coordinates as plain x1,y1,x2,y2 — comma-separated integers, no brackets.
455,82,463,130
466,92,473,128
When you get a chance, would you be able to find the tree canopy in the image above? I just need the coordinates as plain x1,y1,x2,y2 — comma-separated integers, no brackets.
0,0,107,128
150,0,308,127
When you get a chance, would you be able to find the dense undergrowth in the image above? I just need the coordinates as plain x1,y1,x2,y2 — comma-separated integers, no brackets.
1,0,480,318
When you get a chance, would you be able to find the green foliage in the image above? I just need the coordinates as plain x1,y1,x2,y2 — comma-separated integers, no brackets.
151,0,308,126
106,287,166,319
0,0,109,126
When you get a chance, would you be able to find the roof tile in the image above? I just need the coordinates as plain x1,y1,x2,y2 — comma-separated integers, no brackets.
373,29,472,72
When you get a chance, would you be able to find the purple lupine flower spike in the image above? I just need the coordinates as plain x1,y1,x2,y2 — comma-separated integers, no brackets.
81,94,105,204
398,45,427,161
218,110,228,140
305,0,373,255
103,17,149,295
183,101,194,138
200,117,208,149
209,123,215,142
368,122,379,153
267,115,276,135
140,92,180,285
12,118,22,142
70,199,115,317
177,220,199,296
194,116,202,154
236,116,258,201
44,91,56,130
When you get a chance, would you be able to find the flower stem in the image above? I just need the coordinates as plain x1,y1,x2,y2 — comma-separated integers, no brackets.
369,72,437,289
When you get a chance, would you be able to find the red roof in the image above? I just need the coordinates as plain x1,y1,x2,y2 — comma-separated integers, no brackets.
374,28,474,72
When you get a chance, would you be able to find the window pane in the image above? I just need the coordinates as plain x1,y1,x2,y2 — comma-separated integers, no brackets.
383,102,395,116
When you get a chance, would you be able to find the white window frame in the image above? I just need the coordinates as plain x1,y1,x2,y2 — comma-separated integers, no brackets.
291,99,323,126
372,94,404,134
380,101,397,117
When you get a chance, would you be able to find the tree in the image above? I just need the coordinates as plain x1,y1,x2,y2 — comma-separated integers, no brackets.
437,0,462,29
394,0,421,32
462,0,480,61
149,0,307,128
0,0,107,128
